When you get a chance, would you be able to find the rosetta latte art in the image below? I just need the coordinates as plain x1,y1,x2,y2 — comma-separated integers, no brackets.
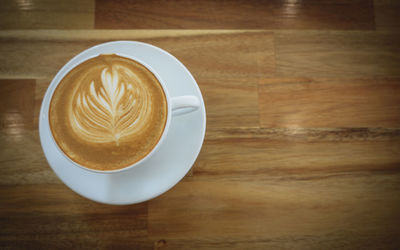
49,54,168,170
69,65,151,145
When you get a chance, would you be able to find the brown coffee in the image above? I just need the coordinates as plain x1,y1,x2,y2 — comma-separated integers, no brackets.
49,54,168,171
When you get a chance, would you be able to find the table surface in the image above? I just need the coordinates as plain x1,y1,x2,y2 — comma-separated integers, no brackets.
1,0,400,249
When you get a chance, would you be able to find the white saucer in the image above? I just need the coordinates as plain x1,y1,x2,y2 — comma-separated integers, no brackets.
39,41,206,205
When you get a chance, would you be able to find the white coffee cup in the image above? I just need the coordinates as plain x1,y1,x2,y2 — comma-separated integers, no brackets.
40,42,200,174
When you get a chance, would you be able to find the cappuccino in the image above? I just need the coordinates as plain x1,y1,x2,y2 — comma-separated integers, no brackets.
49,54,167,171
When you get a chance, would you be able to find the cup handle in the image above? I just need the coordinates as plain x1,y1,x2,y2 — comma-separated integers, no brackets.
171,96,200,116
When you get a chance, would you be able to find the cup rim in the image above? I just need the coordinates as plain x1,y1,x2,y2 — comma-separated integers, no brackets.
45,51,172,174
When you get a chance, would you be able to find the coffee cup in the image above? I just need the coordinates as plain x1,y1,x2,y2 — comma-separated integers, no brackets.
41,43,200,174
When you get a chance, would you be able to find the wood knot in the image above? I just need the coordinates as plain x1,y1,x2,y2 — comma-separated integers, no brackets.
155,239,167,248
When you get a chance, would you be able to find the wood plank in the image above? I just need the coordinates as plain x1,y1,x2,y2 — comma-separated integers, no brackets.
0,235,153,250
200,78,259,128
154,235,400,250
0,79,54,185
33,78,51,129
0,129,57,185
0,184,151,248
258,78,400,128
194,128,400,176
1,30,214,79
95,0,375,30
0,79,36,131
275,31,400,77
0,39,97,79
0,31,274,80
148,174,400,246
148,32,275,80
271,0,375,30
0,30,248,41
0,0,94,29
374,0,400,31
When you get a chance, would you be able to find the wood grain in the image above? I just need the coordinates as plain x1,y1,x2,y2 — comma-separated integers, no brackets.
0,236,152,250
259,78,400,128
0,30,227,78
275,31,400,77
153,235,400,250
0,79,36,131
148,32,275,80
194,128,400,177
0,80,54,185
95,0,375,30
0,129,56,185
200,78,259,128
0,38,96,78
0,30,247,41
0,184,151,249
0,31,274,80
374,0,400,31
0,0,94,29
149,175,400,247
33,78,51,129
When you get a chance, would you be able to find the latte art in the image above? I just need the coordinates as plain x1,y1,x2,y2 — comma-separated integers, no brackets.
70,65,151,145
49,54,168,171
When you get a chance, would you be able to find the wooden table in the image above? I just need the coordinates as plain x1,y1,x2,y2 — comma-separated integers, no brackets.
1,0,400,249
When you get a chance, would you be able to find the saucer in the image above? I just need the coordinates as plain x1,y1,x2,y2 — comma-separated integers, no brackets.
39,41,206,205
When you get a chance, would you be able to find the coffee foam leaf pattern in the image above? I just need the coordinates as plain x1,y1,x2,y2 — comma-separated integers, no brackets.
69,65,151,145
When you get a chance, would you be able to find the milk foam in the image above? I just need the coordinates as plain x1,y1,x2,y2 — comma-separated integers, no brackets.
69,63,152,145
